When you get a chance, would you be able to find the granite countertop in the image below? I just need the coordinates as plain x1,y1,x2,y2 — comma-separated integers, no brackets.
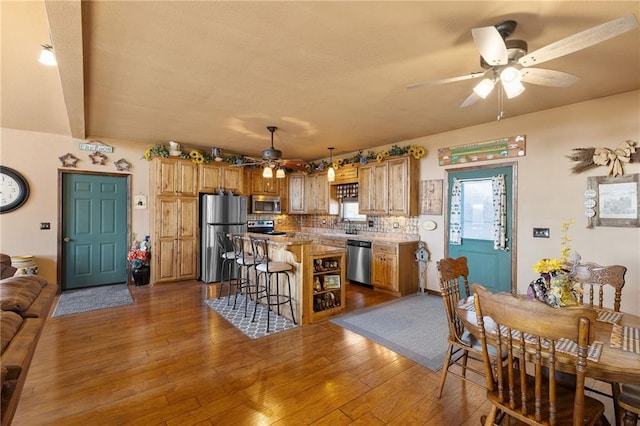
288,231,419,244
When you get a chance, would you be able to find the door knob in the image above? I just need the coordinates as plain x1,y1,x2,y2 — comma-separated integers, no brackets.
63,237,71,242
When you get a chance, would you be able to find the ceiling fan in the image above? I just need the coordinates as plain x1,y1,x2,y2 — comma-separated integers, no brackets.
239,126,307,174
408,14,639,115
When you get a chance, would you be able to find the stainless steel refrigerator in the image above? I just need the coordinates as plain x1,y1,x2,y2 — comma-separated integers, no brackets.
199,194,247,283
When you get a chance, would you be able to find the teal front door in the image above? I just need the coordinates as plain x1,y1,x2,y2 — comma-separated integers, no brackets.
61,172,129,290
446,164,516,294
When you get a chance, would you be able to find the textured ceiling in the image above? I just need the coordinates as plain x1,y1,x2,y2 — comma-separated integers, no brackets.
2,1,639,162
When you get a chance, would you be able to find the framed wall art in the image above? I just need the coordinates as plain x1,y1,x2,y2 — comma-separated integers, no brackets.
586,173,639,228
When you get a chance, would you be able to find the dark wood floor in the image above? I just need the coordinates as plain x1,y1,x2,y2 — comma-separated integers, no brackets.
13,281,495,425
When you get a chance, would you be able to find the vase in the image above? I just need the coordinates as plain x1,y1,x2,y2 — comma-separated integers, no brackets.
132,265,150,286
11,255,38,275
545,273,577,307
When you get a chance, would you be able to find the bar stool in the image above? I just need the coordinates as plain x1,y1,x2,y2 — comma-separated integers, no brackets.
216,232,238,304
230,234,256,316
250,237,297,332
618,383,640,426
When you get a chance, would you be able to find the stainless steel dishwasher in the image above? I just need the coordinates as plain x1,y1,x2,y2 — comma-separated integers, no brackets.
346,239,372,287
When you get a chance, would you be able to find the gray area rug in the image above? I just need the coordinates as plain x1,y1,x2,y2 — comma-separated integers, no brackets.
331,293,448,371
205,295,297,339
52,284,133,317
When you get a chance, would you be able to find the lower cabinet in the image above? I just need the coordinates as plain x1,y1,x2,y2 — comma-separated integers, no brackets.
304,251,345,323
372,241,419,296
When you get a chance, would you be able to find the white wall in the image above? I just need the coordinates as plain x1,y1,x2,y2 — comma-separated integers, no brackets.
1,90,639,314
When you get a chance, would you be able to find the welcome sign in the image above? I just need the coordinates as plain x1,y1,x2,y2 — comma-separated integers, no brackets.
79,141,113,153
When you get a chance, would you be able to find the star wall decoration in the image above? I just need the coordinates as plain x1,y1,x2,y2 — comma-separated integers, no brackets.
114,158,131,171
89,151,108,165
59,153,79,167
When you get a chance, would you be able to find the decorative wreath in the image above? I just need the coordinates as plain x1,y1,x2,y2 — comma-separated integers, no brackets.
568,140,638,177
59,153,79,167
89,151,108,165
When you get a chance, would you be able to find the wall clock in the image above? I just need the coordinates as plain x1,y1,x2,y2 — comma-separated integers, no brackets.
1,166,30,213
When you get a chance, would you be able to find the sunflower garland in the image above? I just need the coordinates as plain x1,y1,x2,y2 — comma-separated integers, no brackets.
142,142,428,169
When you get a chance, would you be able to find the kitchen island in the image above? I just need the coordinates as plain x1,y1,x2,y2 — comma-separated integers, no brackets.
241,233,346,324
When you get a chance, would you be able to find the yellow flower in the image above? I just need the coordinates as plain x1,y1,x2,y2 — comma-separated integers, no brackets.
189,150,199,159
411,146,426,159
144,148,152,160
533,258,564,274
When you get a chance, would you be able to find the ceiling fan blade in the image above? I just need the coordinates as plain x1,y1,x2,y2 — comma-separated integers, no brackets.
519,14,639,68
472,26,508,66
280,159,308,171
520,68,580,87
407,71,487,89
460,92,482,108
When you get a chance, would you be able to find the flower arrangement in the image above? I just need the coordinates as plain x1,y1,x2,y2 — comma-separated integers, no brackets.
142,142,428,169
530,220,581,307
127,237,150,269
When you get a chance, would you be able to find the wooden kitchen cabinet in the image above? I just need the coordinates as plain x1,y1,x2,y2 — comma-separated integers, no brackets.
387,156,419,216
371,241,419,296
359,156,418,216
199,163,244,194
153,157,198,197
288,173,306,214
150,157,199,284
359,162,388,215
153,197,198,282
305,250,346,323
246,167,279,195
305,172,330,214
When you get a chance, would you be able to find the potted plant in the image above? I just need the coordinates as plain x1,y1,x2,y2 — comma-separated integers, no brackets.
127,237,150,286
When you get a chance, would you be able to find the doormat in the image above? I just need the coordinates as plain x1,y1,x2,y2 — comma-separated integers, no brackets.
52,284,133,317
205,295,297,339
331,294,448,371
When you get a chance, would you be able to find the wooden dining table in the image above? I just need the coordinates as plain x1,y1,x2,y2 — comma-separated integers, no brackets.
456,295,640,384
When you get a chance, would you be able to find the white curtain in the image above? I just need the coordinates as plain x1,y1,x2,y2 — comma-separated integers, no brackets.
448,175,507,250
449,178,462,245
492,174,507,250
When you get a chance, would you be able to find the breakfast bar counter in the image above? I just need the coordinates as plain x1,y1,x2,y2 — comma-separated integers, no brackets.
241,233,347,324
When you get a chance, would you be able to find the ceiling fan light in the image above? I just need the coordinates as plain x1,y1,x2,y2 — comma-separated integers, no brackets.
503,79,526,99
38,44,57,66
262,165,273,178
327,166,336,182
500,66,522,84
473,78,495,99
276,168,285,179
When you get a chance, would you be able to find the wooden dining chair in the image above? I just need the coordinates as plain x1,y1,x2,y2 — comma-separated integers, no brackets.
617,383,640,426
573,262,627,312
435,256,484,398
472,284,606,426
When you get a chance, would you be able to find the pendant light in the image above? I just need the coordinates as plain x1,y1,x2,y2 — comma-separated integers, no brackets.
327,147,335,182
262,164,273,178
275,168,285,179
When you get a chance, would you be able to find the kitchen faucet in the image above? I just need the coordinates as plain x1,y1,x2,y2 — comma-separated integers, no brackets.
344,218,357,235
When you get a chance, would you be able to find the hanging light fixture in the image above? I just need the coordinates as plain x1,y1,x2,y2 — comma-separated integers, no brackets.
38,44,57,66
473,78,495,99
262,164,273,178
327,147,335,182
275,167,285,179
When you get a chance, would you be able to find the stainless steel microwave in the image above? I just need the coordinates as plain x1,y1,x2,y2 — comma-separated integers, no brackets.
251,195,281,214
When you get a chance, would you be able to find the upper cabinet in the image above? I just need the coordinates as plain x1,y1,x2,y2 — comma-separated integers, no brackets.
359,156,418,216
288,173,306,214
359,162,388,215
247,168,280,195
153,158,198,197
305,172,330,214
199,163,244,194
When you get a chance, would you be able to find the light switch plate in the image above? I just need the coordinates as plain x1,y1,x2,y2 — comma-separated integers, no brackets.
533,228,550,238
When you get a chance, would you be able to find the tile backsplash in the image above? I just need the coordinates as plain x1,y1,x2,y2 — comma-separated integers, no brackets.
249,213,419,238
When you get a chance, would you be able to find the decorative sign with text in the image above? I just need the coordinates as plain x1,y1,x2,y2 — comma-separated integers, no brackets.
79,141,113,153
438,135,526,166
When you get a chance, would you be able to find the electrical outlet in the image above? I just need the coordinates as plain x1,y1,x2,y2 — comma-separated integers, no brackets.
40,222,51,230
368,220,374,227
393,222,400,229
533,228,550,238
322,219,326,224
